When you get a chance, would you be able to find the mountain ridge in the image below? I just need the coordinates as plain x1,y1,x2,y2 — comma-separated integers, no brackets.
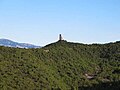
0,38,40,48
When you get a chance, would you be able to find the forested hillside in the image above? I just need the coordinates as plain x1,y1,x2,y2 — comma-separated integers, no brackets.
0,40,120,90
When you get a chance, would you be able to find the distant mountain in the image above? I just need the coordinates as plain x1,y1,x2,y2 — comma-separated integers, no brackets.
0,39,40,48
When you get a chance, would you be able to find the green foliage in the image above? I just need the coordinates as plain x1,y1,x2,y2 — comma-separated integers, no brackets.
0,41,120,90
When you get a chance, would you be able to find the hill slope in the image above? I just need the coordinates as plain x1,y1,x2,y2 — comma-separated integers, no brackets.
0,40,120,90
0,39,40,48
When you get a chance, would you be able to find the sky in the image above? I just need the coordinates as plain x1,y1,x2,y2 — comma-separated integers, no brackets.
0,0,120,46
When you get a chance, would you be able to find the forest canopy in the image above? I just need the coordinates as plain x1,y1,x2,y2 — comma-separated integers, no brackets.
0,40,120,90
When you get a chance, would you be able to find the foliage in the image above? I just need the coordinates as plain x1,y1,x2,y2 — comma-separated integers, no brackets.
0,40,120,90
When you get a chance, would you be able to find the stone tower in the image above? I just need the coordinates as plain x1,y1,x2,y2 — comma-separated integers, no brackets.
59,34,63,41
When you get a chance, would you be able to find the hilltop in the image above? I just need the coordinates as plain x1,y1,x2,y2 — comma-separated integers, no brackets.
0,40,120,90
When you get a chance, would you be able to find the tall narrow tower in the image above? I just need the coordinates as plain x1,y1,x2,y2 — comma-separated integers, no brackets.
59,34,63,41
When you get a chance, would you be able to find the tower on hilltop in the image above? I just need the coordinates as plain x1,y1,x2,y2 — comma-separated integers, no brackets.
59,34,63,41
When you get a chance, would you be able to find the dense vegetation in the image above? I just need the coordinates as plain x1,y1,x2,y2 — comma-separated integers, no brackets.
0,40,120,90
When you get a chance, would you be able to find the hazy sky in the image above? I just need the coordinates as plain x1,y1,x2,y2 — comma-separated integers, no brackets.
0,0,120,46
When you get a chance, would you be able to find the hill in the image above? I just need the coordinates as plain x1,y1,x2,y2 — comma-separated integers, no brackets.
0,40,120,90
0,39,40,48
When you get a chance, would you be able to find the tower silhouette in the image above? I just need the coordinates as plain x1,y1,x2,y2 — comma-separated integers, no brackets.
59,34,63,41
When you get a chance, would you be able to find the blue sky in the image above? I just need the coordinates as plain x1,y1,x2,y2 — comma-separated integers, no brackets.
0,0,120,45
